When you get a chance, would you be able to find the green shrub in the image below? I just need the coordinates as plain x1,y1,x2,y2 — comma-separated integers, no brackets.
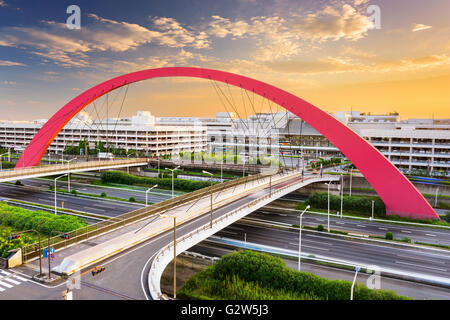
385,232,393,240
101,170,211,192
317,224,325,232
400,237,411,243
0,203,87,237
306,192,386,216
49,185,54,191
129,197,135,202
186,250,410,300
71,189,77,195
101,192,107,197
15,180,22,186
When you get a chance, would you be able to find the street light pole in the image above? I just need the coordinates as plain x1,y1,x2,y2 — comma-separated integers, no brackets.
350,266,360,300
161,215,177,299
371,200,374,220
298,205,310,272
326,182,331,232
435,187,439,207
67,158,77,193
203,170,214,228
166,166,180,199
349,168,353,197
340,173,344,218
146,184,158,206
47,230,67,280
54,174,67,215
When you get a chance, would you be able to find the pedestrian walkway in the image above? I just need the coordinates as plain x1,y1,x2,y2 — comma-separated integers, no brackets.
0,270,28,293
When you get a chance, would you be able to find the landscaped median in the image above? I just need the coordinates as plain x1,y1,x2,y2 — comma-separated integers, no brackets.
0,202,87,258
300,192,450,225
100,170,213,192
178,250,409,300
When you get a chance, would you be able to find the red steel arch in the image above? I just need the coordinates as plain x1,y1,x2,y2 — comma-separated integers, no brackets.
16,67,439,220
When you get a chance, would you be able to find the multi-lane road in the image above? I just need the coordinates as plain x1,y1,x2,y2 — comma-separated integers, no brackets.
251,209,450,246
0,176,449,300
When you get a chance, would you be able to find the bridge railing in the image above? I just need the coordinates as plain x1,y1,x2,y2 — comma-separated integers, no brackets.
21,170,288,262
149,172,323,299
0,158,149,181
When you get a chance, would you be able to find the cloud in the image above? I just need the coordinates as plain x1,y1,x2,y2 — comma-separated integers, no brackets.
266,54,450,75
1,80,16,85
0,59,26,67
0,15,211,68
290,4,372,41
411,23,432,32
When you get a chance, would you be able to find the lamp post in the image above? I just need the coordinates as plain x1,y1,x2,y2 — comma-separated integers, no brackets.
349,168,353,197
326,182,331,232
9,230,42,277
371,200,374,220
54,174,67,215
435,187,439,207
146,184,158,206
47,230,68,280
350,266,360,300
166,166,180,199
160,214,177,299
298,205,310,272
202,170,214,228
340,173,344,218
67,158,77,193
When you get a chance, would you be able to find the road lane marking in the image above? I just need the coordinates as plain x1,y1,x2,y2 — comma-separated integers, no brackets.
394,261,447,272
425,234,437,237
401,230,412,233
335,222,345,225
357,225,366,228
379,227,388,230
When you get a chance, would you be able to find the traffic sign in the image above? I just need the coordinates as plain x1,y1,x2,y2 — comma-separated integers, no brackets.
43,248,48,258
50,247,55,254
50,253,55,259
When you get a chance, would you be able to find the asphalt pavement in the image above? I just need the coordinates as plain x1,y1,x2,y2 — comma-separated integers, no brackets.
250,209,450,246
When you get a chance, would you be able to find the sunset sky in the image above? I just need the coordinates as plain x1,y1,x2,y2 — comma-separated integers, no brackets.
0,0,449,121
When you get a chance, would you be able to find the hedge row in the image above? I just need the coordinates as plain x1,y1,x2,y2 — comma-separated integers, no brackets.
100,170,212,192
311,157,342,169
306,192,386,216
179,269,319,300
208,250,408,300
1,161,15,169
0,202,87,236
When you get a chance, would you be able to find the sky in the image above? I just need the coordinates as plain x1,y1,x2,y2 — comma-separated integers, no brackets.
0,0,449,121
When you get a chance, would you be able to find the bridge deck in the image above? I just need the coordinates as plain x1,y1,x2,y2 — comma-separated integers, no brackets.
0,158,149,183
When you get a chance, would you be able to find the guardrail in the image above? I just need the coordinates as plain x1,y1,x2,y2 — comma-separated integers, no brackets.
148,174,331,299
20,170,284,263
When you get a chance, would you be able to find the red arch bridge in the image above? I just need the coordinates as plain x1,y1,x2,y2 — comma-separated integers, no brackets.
7,67,438,220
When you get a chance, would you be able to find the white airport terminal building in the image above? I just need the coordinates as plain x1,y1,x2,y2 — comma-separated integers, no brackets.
0,110,448,176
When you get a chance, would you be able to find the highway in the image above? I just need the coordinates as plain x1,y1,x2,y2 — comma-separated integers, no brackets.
20,178,174,203
250,209,450,246
1,173,449,300
0,182,142,217
212,222,450,279
189,243,450,300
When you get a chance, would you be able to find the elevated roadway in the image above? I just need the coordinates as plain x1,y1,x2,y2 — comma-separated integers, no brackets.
0,158,149,183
